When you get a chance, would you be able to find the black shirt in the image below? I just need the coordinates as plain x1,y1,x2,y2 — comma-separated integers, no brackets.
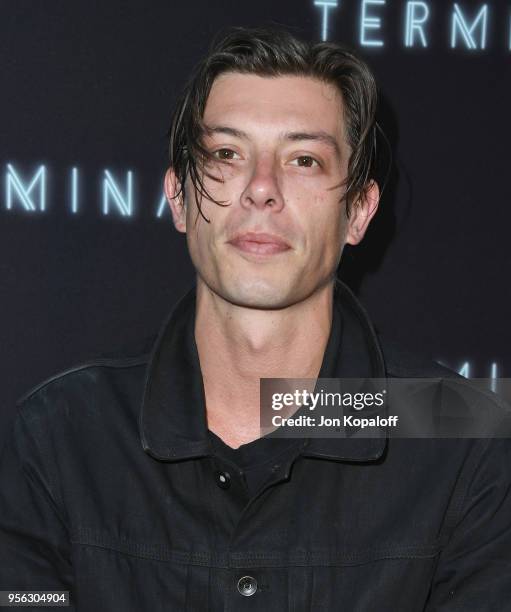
1,280,511,611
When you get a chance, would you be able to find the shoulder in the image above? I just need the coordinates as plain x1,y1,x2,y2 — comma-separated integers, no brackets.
376,332,461,379
376,333,511,437
15,333,156,426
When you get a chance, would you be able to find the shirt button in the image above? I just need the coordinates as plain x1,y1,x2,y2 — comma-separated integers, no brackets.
237,575,258,597
216,470,231,489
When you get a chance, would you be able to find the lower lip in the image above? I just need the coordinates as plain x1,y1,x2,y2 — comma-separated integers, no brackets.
229,239,291,256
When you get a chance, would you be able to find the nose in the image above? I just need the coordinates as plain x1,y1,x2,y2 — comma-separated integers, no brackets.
240,155,285,212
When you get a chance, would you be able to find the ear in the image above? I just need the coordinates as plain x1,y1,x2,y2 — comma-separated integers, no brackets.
345,180,380,246
164,167,186,233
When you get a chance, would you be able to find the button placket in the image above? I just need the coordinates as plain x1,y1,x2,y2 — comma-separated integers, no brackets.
211,456,248,497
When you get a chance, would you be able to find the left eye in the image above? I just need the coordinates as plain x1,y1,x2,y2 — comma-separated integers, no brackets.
291,156,320,168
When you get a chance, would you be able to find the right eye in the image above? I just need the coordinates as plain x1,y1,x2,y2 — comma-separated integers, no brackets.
212,148,240,161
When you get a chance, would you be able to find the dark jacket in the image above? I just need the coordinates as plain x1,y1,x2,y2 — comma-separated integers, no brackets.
1,281,510,611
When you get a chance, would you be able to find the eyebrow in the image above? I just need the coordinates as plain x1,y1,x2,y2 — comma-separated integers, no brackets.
204,125,342,160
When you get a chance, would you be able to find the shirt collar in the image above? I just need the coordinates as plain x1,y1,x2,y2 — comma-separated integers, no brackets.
139,279,388,463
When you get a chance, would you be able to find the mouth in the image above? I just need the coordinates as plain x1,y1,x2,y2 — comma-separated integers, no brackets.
227,232,292,256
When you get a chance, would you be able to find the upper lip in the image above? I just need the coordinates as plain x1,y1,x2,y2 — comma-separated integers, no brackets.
228,232,291,247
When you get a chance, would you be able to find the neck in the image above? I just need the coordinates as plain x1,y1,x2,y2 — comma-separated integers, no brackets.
194,279,334,448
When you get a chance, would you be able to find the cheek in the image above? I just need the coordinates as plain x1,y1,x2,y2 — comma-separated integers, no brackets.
184,195,226,267
184,201,208,261
202,164,239,200
298,191,346,258
314,219,345,267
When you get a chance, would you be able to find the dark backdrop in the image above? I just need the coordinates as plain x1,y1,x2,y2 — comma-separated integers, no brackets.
1,0,509,439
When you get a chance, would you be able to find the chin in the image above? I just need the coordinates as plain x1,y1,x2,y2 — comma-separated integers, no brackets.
222,279,296,310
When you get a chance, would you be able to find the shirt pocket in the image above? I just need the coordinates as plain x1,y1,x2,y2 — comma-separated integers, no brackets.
70,528,196,611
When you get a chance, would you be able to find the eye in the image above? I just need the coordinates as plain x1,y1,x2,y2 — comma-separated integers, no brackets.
290,155,320,168
213,148,240,161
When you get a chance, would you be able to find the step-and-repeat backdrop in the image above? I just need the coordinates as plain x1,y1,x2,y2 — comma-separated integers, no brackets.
2,0,509,437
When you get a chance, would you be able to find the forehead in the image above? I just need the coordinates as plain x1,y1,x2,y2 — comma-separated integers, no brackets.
203,72,346,146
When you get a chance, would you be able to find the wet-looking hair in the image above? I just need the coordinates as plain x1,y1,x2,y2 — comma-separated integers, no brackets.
167,26,383,221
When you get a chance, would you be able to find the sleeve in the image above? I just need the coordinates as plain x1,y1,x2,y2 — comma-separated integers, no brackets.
0,407,76,609
425,439,511,610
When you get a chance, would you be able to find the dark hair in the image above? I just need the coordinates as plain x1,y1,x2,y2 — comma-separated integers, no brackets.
167,26,381,220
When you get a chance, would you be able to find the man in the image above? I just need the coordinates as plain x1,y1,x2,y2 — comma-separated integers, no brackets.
1,26,510,611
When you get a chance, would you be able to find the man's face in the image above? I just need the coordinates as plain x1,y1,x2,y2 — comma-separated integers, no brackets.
167,72,375,309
